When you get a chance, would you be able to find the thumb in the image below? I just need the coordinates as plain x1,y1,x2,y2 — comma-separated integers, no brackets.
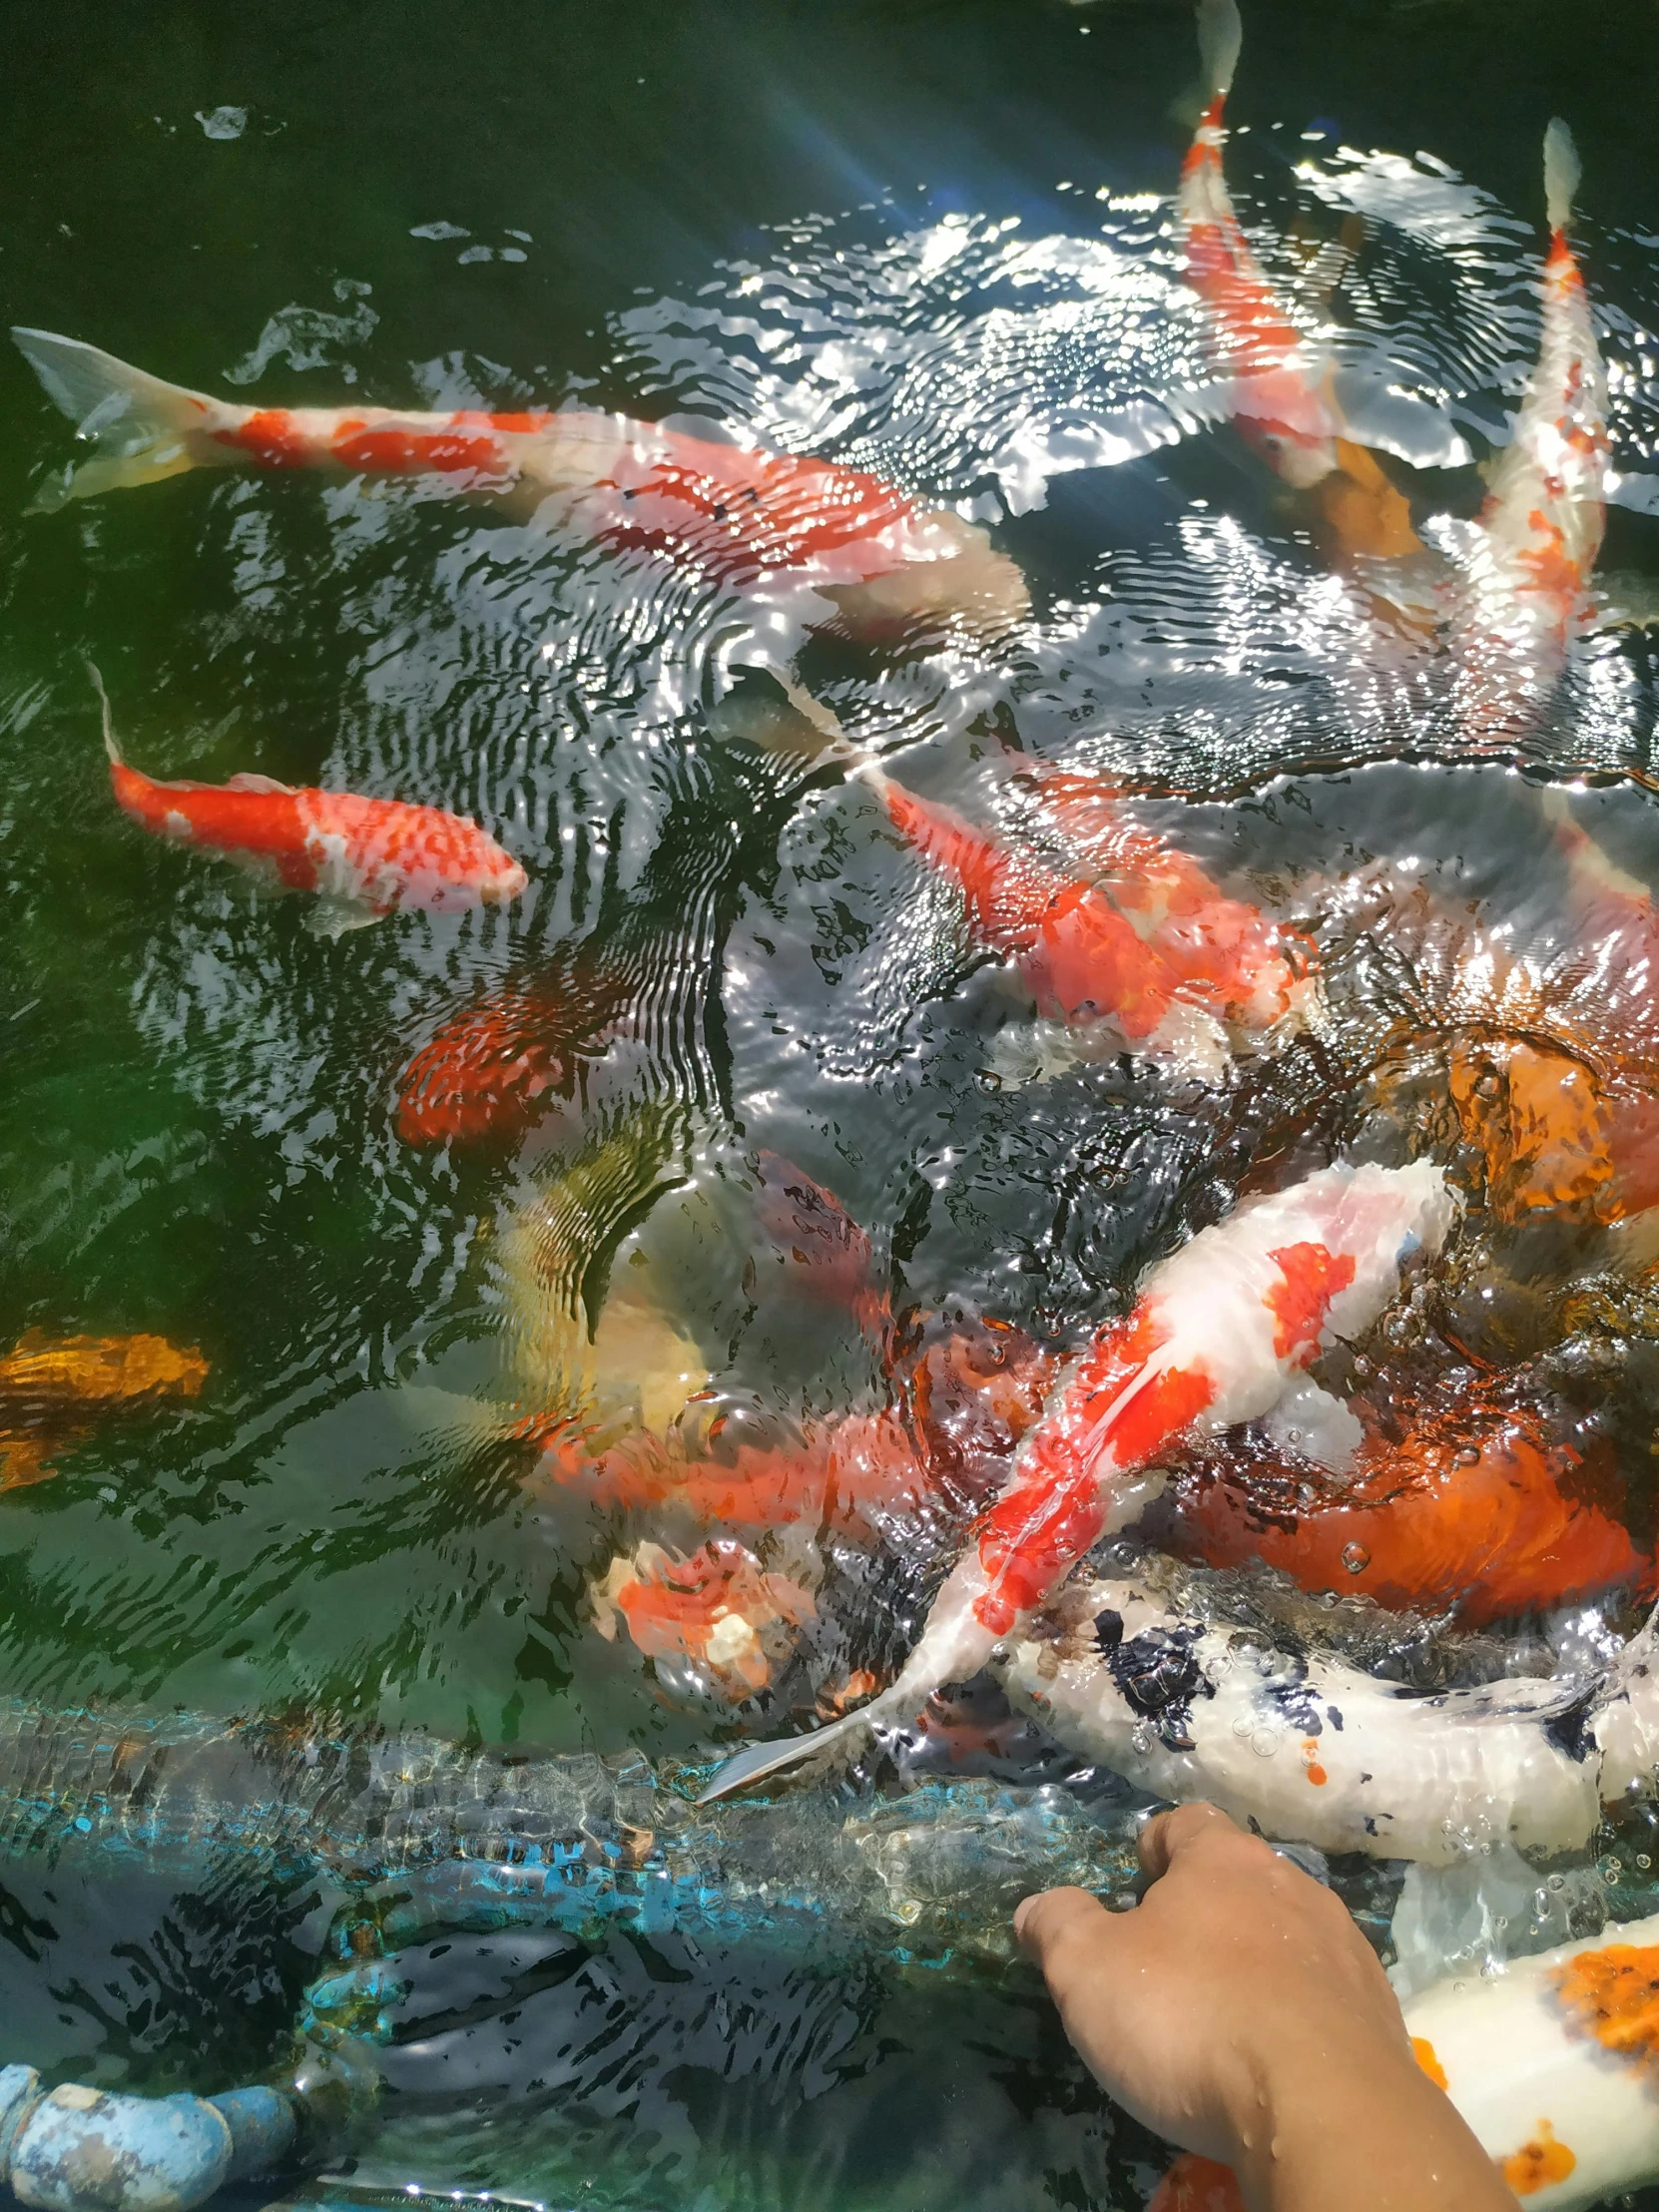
1015,1885,1119,1978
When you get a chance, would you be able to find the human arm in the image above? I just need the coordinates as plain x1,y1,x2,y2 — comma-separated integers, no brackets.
1015,1801,1517,2212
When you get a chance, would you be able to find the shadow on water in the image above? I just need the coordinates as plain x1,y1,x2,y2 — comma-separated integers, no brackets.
2,0,1659,2204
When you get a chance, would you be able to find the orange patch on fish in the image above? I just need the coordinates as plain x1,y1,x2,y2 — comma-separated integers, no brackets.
1553,1938,1659,2068
1410,2036,1449,2092
1500,2120,1576,2195
1148,2154,1244,2212
1169,1385,1648,1628
215,407,311,467
331,419,506,478
1265,1243,1357,1363
1448,1037,1614,1218
1301,1738,1328,1786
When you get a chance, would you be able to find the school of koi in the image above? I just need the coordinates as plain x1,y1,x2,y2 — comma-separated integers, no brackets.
5,1,1659,2203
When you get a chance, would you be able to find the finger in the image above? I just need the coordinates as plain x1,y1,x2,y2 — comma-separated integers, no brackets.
1137,1799,1237,1882
1015,1885,1115,1968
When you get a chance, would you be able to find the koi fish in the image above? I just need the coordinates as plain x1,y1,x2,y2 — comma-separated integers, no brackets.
754,1152,892,1347
91,667,526,937
1180,0,1421,565
15,329,1028,644
699,1158,1452,1800
1449,122,1608,739
0,1331,209,1489
732,677,1306,1075
590,1538,818,1701
1400,1917,1659,2210
536,1400,945,1544
995,1573,1603,1866
1168,1382,1650,1627
1006,760,1314,1030
395,977,600,1147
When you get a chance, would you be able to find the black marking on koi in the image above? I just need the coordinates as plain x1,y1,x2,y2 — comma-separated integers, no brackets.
1093,1609,1215,1751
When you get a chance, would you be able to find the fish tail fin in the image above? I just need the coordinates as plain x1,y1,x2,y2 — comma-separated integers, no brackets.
1197,0,1243,103
84,658,121,765
695,1686,903,1803
14,327,218,511
1543,118,1580,235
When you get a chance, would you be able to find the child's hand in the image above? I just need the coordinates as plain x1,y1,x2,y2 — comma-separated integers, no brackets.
1016,1802,1516,2212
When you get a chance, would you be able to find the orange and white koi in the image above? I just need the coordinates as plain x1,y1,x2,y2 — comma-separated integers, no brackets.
736,677,1309,1073
1179,0,1421,564
1448,122,1608,738
92,666,526,936
15,329,1027,643
699,1159,1452,1799
1161,1914,1659,2210
1007,760,1314,1031
0,1330,209,1489
590,1538,818,1701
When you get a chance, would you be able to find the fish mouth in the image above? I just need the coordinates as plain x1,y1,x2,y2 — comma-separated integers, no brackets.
483,867,531,903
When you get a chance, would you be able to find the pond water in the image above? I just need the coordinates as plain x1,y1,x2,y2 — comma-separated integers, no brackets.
3,0,1659,2206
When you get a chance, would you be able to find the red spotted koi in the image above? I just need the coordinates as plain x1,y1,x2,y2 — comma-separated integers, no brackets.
1449,122,1608,738
699,1159,1452,1798
15,329,1027,643
91,666,526,936
1180,0,1420,565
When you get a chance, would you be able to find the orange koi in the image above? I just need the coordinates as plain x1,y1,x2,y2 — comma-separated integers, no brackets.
1169,1380,1649,1626
590,1538,817,1699
0,1331,209,1489
535,1408,936,1543
92,668,525,938
395,978,607,1147
1179,0,1420,564
15,330,1027,643
867,767,1219,1054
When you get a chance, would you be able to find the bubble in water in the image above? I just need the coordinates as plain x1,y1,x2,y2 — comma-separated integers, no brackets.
1251,1730,1280,1759
1341,1542,1371,1575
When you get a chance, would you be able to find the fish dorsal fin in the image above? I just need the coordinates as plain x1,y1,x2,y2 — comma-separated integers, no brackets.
225,771,293,795
1544,118,1580,234
1197,0,1243,102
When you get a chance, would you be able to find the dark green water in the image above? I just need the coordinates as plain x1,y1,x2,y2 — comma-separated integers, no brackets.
3,1,1659,2205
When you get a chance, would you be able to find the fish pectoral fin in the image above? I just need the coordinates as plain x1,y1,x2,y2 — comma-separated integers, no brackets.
304,897,385,940
696,1693,895,1804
